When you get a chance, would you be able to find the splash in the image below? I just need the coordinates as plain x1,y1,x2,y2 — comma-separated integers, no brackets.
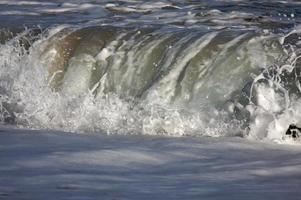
1,25,300,143
244,27,301,144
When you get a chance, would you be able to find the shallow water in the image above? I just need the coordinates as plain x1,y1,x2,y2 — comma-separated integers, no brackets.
1,128,301,200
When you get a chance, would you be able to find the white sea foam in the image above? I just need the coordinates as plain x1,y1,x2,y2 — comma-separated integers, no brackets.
40,3,104,14
0,11,40,16
246,37,301,144
0,1,57,6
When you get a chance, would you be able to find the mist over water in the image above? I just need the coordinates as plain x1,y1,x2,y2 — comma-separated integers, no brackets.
1,0,301,143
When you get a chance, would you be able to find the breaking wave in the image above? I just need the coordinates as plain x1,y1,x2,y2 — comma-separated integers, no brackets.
0,24,301,143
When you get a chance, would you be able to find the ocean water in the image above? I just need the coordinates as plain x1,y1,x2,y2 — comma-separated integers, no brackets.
1,0,301,199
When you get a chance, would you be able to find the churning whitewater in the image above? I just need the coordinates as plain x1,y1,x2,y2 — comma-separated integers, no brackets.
1,0,301,144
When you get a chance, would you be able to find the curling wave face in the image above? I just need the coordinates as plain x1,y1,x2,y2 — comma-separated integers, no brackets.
0,0,301,144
